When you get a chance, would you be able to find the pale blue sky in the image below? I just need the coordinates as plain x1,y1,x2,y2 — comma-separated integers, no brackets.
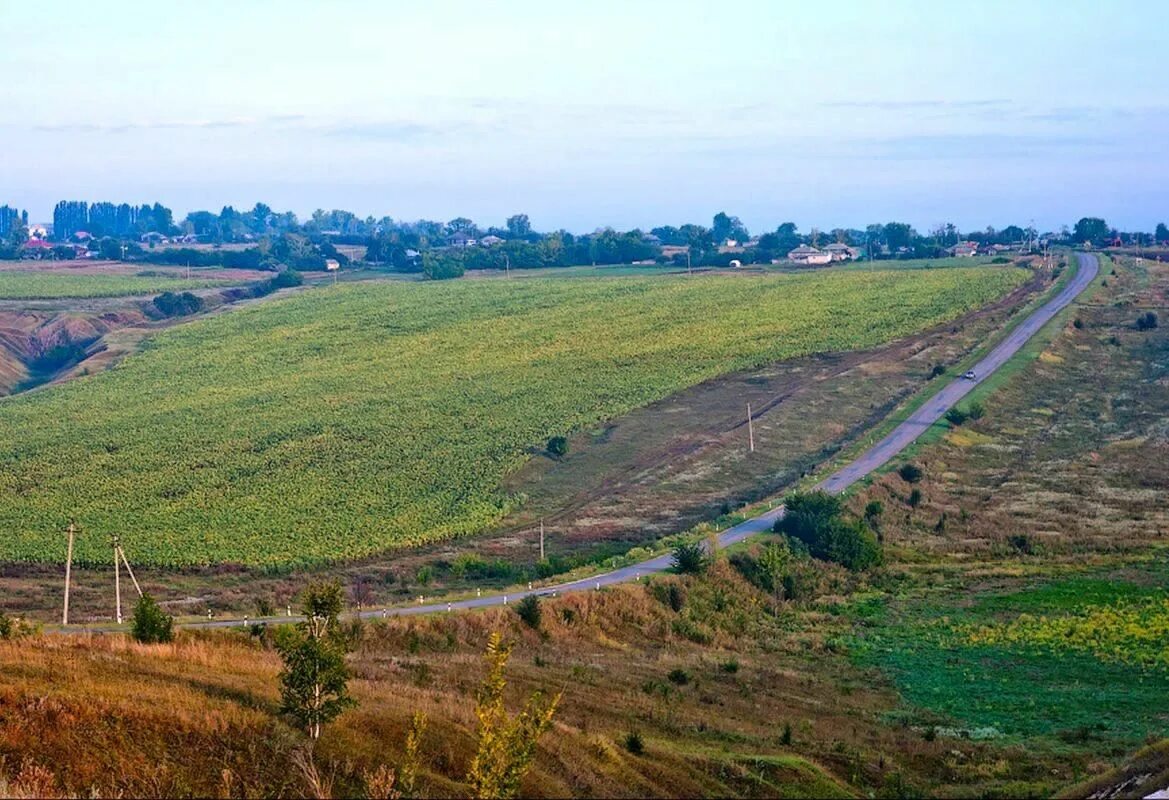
3,0,1167,232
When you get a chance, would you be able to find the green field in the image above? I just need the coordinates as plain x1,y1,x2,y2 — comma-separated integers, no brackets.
849,568,1169,748
0,267,1026,567
0,270,239,299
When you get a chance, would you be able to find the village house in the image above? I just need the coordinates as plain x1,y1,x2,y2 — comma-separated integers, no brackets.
949,241,980,257
446,232,476,248
823,243,858,262
478,234,504,247
786,244,833,266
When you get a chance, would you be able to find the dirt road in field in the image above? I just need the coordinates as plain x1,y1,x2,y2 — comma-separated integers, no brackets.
174,254,1098,630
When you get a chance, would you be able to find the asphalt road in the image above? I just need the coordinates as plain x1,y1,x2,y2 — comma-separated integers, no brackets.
149,253,1102,630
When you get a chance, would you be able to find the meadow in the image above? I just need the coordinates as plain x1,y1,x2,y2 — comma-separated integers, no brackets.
0,267,1026,568
0,269,239,299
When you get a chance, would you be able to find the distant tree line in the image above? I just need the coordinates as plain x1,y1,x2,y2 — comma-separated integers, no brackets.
10,197,1169,275
53,201,176,239
0,205,27,237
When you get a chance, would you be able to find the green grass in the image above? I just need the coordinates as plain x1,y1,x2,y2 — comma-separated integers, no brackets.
836,255,1003,271
850,568,1169,748
0,270,240,299
0,267,1025,568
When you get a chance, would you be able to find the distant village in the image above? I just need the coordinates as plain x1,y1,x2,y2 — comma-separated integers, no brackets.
0,202,1163,271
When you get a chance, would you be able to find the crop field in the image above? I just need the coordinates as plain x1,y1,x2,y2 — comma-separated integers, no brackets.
0,270,240,299
0,267,1025,568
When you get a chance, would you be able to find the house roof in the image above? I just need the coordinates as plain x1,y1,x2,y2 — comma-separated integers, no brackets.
788,245,821,255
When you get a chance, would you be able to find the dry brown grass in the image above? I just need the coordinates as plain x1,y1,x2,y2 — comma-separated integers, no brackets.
850,258,1169,576
2,561,1052,798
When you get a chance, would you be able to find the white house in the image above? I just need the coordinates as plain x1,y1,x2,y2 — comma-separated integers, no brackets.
479,235,504,247
787,245,832,266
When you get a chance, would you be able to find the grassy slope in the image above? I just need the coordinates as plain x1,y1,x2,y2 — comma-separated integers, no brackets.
0,560,1082,799
0,268,1025,568
0,270,238,299
838,254,1169,790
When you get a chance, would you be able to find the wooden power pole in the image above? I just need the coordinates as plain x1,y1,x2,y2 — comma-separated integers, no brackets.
539,518,545,561
747,403,755,453
113,535,122,624
62,521,77,625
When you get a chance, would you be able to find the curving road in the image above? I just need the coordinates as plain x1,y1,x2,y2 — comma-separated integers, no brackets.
170,253,1101,629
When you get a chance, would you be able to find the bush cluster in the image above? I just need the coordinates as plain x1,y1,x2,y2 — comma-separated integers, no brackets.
775,491,881,571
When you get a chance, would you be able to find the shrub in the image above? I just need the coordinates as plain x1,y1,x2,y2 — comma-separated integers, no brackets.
29,341,88,374
991,256,1011,264
928,364,946,379
671,542,709,574
131,594,174,643
720,658,740,674
269,269,304,289
863,500,884,524
152,290,204,317
667,668,690,686
907,488,923,508
671,618,713,644
898,463,923,483
967,400,985,420
650,581,687,612
1073,317,1084,329
944,407,969,426
781,723,793,746
1008,533,1033,554
0,611,37,640
515,594,541,629
545,435,569,457
776,491,881,571
623,731,645,755
1136,311,1159,331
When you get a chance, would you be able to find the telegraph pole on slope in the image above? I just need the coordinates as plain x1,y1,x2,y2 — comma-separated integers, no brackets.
62,521,77,625
747,403,755,453
113,535,122,624
539,518,545,561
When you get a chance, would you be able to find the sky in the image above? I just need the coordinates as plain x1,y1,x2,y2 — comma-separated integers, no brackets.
2,0,1167,234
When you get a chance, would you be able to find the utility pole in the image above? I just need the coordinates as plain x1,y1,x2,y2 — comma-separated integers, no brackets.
114,535,122,624
539,518,545,561
63,521,77,625
747,403,755,453
505,253,511,278
687,250,692,276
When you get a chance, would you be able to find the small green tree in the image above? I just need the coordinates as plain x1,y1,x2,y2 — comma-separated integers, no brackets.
908,488,923,508
863,500,884,527
671,542,708,574
546,436,569,457
131,594,174,643
757,540,792,603
944,407,969,426
514,594,541,629
276,581,354,739
467,633,560,799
